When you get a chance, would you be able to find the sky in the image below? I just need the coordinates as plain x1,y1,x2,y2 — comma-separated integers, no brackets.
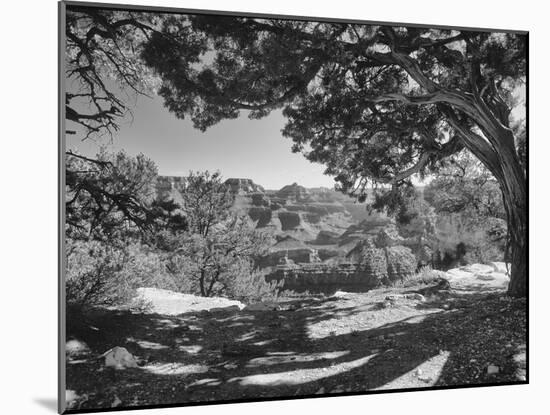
66,94,336,190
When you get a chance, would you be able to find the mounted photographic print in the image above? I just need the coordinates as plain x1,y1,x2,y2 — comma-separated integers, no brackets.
59,1,528,413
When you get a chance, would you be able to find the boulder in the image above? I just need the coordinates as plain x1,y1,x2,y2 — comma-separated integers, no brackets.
135,288,245,314
103,346,138,369
404,293,426,302
461,264,494,274
66,339,91,359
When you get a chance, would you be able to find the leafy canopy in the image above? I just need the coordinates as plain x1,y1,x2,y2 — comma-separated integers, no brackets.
141,16,526,202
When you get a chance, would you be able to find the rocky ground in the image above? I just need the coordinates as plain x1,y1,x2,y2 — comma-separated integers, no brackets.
65,265,527,411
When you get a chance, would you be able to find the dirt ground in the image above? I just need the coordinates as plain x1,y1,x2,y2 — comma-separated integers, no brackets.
65,271,527,411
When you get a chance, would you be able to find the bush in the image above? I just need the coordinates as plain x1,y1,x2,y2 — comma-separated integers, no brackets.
66,240,126,308
401,265,446,287
385,246,417,283
222,261,281,303
66,239,168,309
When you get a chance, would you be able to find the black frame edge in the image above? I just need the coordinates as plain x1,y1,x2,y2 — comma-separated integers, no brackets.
59,1,67,414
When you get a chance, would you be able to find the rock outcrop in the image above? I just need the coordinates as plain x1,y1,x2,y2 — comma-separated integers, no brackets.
224,178,265,194
155,176,432,293
276,182,310,202
248,207,272,228
385,245,417,282
278,211,302,231
266,262,379,292
314,230,340,245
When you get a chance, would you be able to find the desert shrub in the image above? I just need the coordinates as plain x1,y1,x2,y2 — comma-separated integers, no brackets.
66,239,168,308
66,240,127,308
385,246,417,283
118,243,176,291
402,265,446,287
222,261,282,303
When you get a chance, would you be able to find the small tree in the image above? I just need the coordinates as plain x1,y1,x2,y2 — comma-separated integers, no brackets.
424,150,506,222
165,171,271,297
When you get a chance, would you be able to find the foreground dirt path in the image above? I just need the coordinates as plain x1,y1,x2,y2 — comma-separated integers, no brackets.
66,270,526,411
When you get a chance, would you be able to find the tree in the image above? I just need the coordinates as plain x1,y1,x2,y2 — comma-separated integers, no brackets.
424,150,508,265
164,171,271,297
65,5,161,138
424,150,506,222
142,17,527,296
66,149,186,241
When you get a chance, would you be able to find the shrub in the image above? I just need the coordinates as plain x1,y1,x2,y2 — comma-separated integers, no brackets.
385,246,417,283
66,240,126,308
66,239,167,309
402,265,446,287
222,262,282,303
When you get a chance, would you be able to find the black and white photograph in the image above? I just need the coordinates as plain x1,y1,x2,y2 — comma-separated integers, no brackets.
59,1,527,413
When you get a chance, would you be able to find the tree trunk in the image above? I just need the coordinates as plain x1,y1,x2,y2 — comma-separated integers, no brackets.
497,143,527,297
199,269,206,297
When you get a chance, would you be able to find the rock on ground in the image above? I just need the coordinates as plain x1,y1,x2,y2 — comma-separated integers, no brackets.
66,339,91,359
103,346,138,369
135,288,245,315
445,263,510,292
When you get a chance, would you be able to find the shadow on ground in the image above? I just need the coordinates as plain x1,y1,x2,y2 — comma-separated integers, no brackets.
65,286,526,411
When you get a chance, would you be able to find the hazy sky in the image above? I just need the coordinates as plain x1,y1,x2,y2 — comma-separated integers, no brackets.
67,94,335,190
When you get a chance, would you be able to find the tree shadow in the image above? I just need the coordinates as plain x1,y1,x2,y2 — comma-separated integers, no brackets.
64,290,526,411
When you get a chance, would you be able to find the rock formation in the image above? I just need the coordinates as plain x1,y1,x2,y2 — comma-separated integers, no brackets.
276,182,310,202
155,176,434,292
224,178,265,194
